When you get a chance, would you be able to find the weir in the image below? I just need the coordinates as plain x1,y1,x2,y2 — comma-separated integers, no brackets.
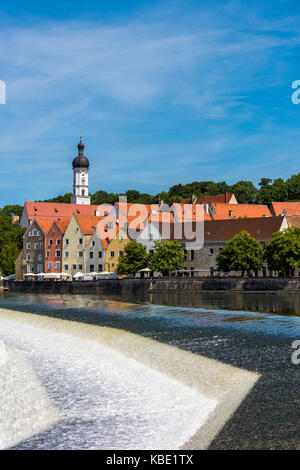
0,308,259,449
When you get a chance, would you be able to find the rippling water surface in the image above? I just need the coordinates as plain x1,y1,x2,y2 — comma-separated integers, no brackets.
0,291,300,450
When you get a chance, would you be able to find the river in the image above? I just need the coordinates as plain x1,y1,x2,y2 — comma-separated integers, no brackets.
0,291,299,450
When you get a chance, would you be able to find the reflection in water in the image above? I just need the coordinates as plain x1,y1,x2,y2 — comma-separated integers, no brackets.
150,290,300,316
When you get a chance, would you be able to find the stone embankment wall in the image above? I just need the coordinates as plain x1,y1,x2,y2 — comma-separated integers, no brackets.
4,277,300,294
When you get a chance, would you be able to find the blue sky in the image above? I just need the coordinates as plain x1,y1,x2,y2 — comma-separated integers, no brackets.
1,0,300,205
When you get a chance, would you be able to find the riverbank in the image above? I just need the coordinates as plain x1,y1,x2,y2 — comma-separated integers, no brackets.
5,276,300,295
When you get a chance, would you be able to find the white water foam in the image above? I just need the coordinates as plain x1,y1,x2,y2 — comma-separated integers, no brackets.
0,316,217,450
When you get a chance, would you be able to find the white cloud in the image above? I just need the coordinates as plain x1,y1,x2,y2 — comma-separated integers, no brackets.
1,3,300,204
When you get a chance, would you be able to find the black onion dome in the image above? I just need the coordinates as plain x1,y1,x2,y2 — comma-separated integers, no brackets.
72,138,90,169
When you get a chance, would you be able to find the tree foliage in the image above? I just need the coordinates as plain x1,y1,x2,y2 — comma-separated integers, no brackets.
0,242,20,276
38,171,300,207
263,227,300,275
149,239,184,275
117,240,149,274
217,231,263,273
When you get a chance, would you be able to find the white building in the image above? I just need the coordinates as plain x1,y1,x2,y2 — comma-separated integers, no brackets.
70,138,91,205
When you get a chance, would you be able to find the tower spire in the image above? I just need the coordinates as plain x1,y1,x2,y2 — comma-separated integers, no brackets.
71,138,91,205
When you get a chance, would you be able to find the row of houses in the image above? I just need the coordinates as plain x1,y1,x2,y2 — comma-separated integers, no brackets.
15,196,300,279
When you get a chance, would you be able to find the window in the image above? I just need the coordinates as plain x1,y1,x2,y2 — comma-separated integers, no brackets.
55,250,61,257
30,265,34,272
191,250,195,261
46,250,50,258
37,231,41,236
33,230,37,236
49,239,53,245
38,254,42,262
48,262,53,269
72,264,76,270
78,264,83,270
26,242,31,249
64,265,68,270
90,252,93,259
110,251,115,258
78,251,83,257
34,242,38,249
29,231,33,237
118,251,124,257
92,241,95,246
65,239,69,245
79,238,83,244
37,264,42,273
89,265,94,272
57,239,61,245
98,252,102,258
98,264,102,271
209,248,214,255
26,254,31,261
40,242,43,249
65,251,69,258
55,262,60,269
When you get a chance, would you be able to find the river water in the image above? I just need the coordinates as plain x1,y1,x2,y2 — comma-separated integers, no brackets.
0,291,299,450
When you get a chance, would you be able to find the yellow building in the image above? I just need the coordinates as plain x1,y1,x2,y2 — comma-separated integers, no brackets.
15,251,25,281
62,214,102,277
104,226,129,272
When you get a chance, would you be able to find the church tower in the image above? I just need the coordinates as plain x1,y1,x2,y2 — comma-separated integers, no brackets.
70,137,91,205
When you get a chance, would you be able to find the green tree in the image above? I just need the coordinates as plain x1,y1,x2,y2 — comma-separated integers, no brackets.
149,239,184,276
258,178,273,188
256,184,274,205
0,242,19,276
263,227,300,275
42,192,73,203
217,231,263,274
229,181,257,204
126,189,140,202
117,240,149,274
0,214,25,252
285,173,300,201
0,205,23,217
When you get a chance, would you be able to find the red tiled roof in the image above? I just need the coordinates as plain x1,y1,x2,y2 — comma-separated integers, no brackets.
75,215,104,235
54,219,71,234
210,203,271,220
34,218,54,234
172,203,212,221
116,202,157,217
285,215,300,227
180,193,235,204
271,202,300,216
203,216,284,242
25,201,102,221
154,216,284,243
